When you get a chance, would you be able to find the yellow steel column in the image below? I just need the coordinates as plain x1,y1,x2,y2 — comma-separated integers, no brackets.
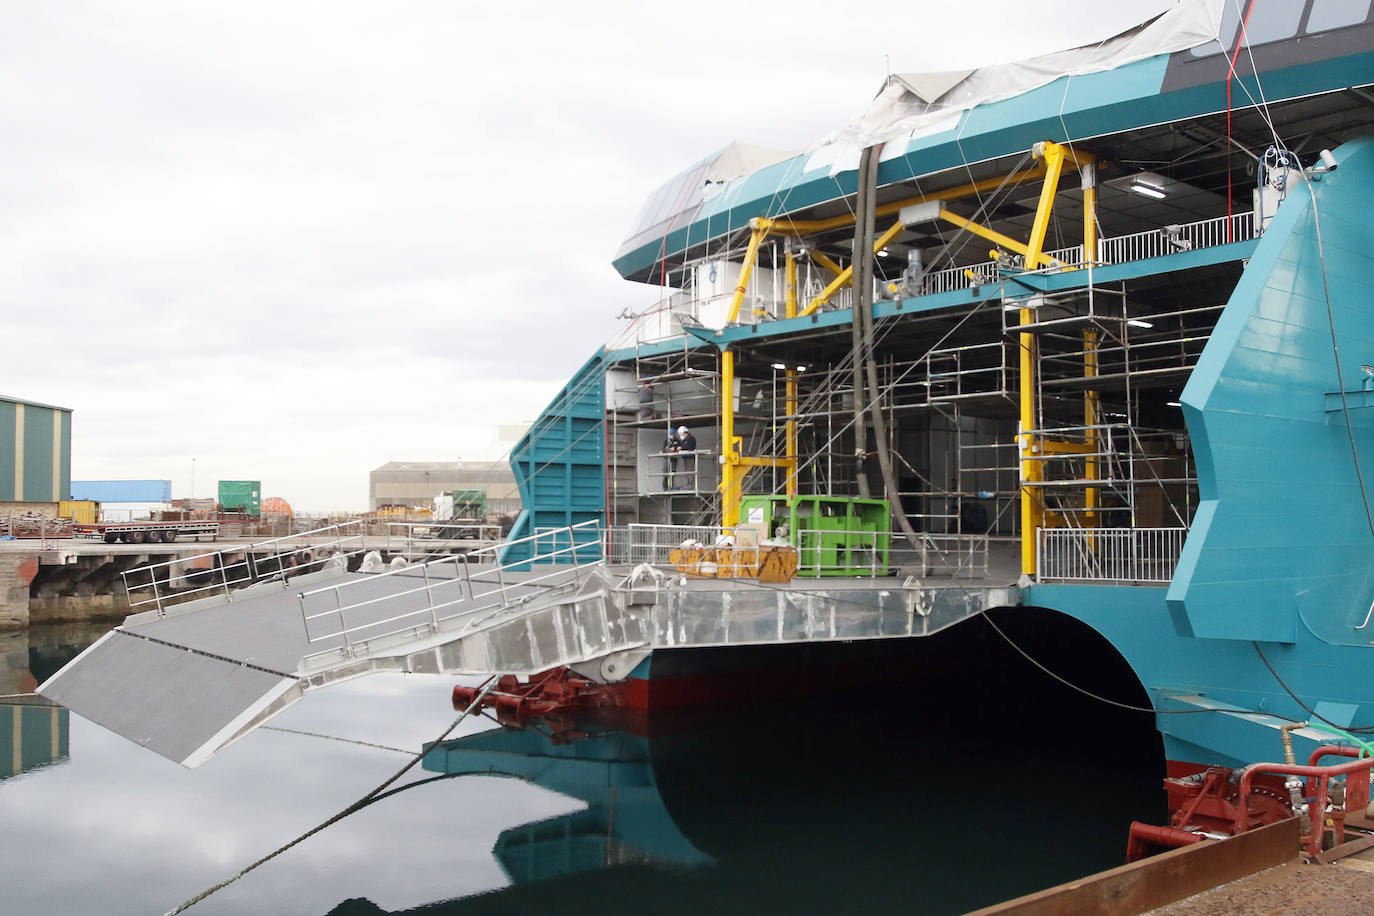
726,222,769,325
720,222,767,527
1081,161,1098,265
720,347,742,527
800,219,904,316
1019,142,1067,576
784,251,799,497
1082,162,1099,530
810,250,847,279
1019,310,1042,575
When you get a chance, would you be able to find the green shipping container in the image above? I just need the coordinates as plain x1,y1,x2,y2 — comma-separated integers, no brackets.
218,480,261,516
738,494,890,577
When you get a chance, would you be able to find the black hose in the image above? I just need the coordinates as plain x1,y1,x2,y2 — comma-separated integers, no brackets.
851,144,873,497
856,143,923,558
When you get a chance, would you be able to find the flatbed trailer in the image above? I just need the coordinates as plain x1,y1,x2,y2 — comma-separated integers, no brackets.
72,521,220,544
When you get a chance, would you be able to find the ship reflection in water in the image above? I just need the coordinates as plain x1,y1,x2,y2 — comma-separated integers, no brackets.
421,721,713,884
381,662,1163,916
1,619,1164,915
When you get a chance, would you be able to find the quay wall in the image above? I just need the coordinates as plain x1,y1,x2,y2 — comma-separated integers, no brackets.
0,537,475,630
1,555,40,627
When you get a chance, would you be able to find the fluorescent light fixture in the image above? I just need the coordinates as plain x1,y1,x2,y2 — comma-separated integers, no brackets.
877,248,890,258
771,362,787,370
795,365,807,372
1130,181,1167,200
1127,319,1154,329
1166,400,1182,407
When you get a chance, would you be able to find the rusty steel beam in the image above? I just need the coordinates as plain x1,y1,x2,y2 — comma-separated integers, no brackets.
965,818,1299,916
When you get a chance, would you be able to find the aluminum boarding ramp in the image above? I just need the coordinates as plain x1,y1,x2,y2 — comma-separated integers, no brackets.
39,521,1017,767
39,522,636,767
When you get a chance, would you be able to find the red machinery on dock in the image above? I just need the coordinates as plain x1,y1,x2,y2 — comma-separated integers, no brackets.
1129,744,1374,863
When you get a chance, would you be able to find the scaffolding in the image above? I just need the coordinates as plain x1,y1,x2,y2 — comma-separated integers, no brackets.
599,114,1308,578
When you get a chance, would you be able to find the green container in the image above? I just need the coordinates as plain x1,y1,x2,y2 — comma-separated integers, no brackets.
218,480,262,516
447,489,487,518
738,495,890,576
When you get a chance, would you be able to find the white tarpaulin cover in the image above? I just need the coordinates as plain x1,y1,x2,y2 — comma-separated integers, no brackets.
703,140,799,193
816,0,1223,158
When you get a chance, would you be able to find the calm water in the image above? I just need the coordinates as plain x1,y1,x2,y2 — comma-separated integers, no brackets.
1,620,1164,915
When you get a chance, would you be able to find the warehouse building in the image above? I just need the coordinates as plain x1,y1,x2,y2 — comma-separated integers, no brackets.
368,461,520,515
0,395,72,505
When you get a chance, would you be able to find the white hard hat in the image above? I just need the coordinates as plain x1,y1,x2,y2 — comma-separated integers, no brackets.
677,426,688,435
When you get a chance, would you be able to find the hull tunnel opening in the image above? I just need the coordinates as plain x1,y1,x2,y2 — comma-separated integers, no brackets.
641,605,1166,913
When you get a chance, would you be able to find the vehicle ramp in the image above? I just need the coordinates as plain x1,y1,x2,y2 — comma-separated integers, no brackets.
40,523,639,767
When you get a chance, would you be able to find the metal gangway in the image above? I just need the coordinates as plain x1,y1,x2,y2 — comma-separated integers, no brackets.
40,521,648,768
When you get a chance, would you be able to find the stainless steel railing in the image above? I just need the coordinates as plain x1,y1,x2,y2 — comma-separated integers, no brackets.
122,521,368,616
1098,212,1254,265
1037,526,1187,584
296,519,603,665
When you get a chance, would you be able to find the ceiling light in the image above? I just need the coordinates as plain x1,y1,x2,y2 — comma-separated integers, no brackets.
1127,319,1154,329
1166,400,1182,407
771,362,787,370
795,365,807,372
1130,182,1167,200
877,248,891,258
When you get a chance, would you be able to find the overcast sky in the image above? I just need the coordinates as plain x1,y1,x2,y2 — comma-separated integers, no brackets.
2,1,1170,512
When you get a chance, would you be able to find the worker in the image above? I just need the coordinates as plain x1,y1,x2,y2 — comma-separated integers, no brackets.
637,382,655,421
662,427,680,490
676,425,697,490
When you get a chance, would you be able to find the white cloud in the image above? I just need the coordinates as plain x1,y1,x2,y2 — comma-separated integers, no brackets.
2,0,1153,511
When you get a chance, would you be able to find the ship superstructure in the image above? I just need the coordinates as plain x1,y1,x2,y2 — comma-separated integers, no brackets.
499,0,1374,774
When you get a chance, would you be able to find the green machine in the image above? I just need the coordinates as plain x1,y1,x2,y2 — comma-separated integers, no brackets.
738,495,890,576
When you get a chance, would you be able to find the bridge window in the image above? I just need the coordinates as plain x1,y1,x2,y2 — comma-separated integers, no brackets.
1307,0,1373,32
1191,0,1307,55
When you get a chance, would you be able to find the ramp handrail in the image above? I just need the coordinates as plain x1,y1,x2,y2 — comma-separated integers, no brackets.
297,520,603,663
122,521,369,617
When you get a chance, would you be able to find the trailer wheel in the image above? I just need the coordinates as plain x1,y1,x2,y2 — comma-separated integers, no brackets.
118,533,133,543
159,530,178,543
103,533,118,544
135,530,153,544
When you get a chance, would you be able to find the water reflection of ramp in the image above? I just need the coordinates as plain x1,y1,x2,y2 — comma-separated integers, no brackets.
422,726,711,882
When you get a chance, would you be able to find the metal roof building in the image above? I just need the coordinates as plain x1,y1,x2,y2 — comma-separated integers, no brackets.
368,460,520,514
0,395,72,504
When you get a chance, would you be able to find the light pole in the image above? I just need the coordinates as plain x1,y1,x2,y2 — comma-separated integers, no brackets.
191,458,196,499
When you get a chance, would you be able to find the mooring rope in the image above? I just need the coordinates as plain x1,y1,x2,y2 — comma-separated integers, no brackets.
163,675,499,915
259,725,411,756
